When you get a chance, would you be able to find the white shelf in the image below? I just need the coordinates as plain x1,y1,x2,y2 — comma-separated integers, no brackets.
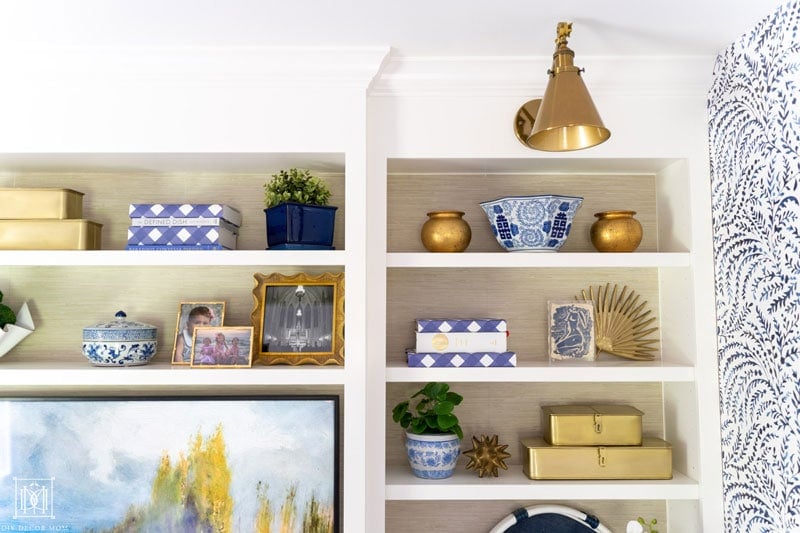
0,360,347,387
385,466,700,501
386,360,695,383
0,249,347,266
386,252,691,268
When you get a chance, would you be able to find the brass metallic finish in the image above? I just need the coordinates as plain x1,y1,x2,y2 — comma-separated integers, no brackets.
576,283,659,361
590,210,643,252
420,210,472,252
513,99,541,146
541,404,644,446
0,219,102,250
464,434,511,478
521,437,673,480
0,188,84,219
250,271,345,366
430,333,449,351
515,22,611,152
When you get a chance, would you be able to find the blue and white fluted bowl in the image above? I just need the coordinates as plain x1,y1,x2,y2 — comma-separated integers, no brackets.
479,194,583,252
82,310,157,366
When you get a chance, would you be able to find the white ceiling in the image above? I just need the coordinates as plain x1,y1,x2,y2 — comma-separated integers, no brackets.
0,0,783,58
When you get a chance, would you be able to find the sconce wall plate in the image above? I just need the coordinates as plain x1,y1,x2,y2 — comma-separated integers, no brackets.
513,99,542,147
516,22,610,152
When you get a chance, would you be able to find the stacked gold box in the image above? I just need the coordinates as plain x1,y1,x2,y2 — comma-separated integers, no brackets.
521,404,673,480
0,188,102,250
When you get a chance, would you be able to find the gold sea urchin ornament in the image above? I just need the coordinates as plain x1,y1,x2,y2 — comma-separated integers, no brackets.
464,434,511,478
576,283,659,361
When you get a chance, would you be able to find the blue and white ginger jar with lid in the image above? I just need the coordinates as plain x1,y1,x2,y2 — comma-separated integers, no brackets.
82,310,158,366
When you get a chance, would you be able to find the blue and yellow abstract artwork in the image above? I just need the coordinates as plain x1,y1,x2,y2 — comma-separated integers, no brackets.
0,396,338,532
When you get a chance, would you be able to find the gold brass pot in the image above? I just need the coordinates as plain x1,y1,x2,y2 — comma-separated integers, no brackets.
421,210,471,252
590,210,643,252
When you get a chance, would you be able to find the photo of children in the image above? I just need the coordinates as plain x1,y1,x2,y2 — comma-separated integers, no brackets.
190,326,254,368
172,302,226,364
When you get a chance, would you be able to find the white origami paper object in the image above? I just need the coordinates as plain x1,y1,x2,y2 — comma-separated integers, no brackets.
0,302,35,358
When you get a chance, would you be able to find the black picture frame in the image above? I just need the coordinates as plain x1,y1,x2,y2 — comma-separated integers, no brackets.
0,395,340,532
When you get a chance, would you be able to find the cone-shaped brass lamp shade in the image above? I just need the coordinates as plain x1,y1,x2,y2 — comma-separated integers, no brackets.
515,22,610,152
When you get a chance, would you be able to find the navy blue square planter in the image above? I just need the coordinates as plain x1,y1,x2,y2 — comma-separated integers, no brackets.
265,202,337,250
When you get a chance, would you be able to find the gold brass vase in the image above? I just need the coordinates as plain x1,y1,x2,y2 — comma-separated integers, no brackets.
590,210,643,252
421,210,471,252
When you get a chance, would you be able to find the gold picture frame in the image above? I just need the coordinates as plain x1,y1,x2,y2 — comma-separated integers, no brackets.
172,301,226,365
189,326,254,368
251,272,344,365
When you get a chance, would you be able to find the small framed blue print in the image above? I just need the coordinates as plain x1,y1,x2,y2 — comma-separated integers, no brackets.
548,301,596,361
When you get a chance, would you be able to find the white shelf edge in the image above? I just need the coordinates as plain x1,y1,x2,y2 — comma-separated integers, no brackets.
0,361,347,387
385,466,699,501
386,252,691,268
0,249,347,266
386,360,695,383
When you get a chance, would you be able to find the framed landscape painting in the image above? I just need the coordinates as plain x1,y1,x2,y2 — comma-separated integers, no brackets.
0,396,339,532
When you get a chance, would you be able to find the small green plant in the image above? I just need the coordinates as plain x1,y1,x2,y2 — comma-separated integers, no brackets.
392,382,464,439
637,517,658,533
263,168,332,208
0,290,16,329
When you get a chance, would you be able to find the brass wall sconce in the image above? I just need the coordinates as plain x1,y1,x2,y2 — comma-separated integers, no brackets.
514,22,610,152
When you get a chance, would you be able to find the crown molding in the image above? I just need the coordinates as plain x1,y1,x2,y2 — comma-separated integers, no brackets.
369,54,717,98
0,46,715,97
0,45,391,89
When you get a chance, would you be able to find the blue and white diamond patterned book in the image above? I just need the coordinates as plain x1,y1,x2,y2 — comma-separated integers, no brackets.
548,301,596,361
129,203,242,227
127,225,238,249
408,317,515,366
415,318,507,333
407,351,517,368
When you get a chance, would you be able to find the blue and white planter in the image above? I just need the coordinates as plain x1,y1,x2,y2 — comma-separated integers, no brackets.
404,432,461,479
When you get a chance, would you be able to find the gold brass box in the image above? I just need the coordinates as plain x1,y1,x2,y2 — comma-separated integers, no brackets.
0,219,102,250
542,404,643,446
0,188,84,220
521,437,673,480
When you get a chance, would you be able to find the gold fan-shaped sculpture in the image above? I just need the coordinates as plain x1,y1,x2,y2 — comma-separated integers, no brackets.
576,283,659,361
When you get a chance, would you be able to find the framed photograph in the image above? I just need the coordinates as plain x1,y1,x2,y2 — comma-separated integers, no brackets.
0,396,340,532
190,326,254,367
172,302,226,365
548,300,597,361
251,272,344,365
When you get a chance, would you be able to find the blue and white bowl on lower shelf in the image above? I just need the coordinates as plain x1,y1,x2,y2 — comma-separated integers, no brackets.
82,311,158,366
479,194,583,252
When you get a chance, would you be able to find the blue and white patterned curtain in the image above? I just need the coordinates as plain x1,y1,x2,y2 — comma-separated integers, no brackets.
708,2,800,531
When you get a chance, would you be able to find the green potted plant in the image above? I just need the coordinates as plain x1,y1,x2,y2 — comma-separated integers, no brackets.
263,168,338,250
0,290,16,329
392,381,464,479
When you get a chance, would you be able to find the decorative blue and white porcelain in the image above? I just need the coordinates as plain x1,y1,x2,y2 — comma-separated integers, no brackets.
82,311,157,366
479,195,583,252
404,431,460,479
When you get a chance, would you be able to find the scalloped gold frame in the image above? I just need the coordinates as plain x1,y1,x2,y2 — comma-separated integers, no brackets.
251,272,344,365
